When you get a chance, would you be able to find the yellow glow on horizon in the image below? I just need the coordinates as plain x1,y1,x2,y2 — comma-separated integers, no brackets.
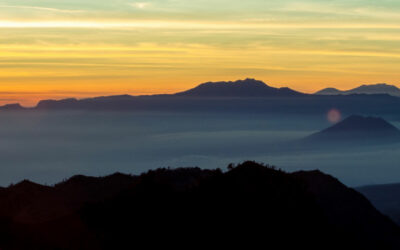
2,0,400,106
2,37,400,107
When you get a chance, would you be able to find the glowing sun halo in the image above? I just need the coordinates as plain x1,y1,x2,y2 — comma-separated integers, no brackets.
327,109,342,124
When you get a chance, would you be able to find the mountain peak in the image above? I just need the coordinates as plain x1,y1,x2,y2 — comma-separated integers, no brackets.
175,79,304,97
360,83,390,87
0,103,26,111
305,115,400,144
36,98,78,110
195,78,267,89
8,180,48,192
230,78,266,86
315,83,400,96
352,83,400,93
314,88,341,95
324,115,399,133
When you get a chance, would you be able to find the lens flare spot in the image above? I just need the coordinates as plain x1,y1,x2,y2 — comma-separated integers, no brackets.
327,109,341,124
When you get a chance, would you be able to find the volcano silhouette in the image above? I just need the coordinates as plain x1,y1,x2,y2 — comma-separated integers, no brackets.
305,115,400,144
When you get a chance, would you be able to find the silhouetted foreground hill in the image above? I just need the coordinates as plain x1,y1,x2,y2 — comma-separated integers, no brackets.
1,162,399,249
357,183,400,225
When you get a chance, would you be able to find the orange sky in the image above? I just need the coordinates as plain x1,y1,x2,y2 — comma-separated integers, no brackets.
2,1,400,106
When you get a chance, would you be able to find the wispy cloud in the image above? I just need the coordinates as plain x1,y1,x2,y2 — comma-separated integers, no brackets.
0,5,85,13
1,20,400,29
279,1,400,20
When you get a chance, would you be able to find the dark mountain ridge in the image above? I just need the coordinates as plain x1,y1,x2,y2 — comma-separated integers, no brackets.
316,83,400,96
32,78,305,110
3,80,400,117
0,161,399,249
0,103,25,111
175,78,304,97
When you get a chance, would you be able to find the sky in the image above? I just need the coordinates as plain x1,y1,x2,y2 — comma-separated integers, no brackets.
2,0,400,106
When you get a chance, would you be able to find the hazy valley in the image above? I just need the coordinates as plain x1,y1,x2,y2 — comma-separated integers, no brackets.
1,79,400,187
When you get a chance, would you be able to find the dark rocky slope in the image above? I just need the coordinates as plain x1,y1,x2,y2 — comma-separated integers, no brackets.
0,162,399,249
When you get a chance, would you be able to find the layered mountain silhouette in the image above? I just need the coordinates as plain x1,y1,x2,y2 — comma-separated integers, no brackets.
175,78,304,97
1,161,400,249
305,115,400,144
24,79,306,111
2,79,400,116
315,83,400,96
33,78,303,109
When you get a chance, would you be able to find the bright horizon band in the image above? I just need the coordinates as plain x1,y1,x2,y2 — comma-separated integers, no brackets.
1,0,400,106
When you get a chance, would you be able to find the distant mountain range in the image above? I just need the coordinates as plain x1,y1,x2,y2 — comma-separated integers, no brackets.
3,79,400,118
4,80,400,111
315,83,400,96
305,115,400,144
1,161,400,249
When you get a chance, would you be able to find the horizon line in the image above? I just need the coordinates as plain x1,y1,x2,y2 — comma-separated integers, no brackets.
2,78,399,108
